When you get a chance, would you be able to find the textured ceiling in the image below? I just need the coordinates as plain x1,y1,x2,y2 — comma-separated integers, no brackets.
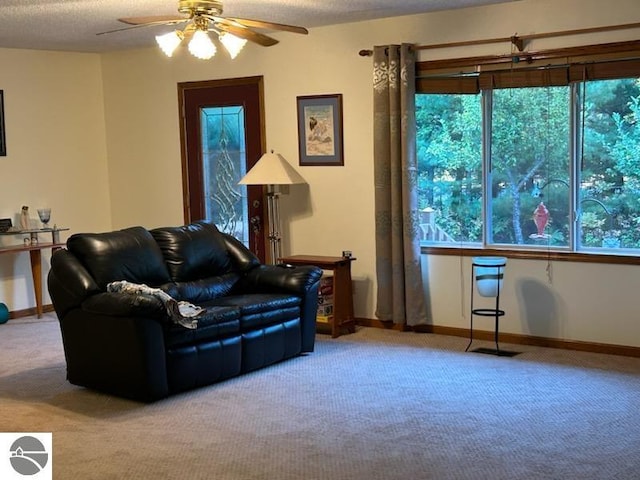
0,0,522,53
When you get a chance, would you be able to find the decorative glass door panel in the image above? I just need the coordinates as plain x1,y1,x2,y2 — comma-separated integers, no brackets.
201,106,248,245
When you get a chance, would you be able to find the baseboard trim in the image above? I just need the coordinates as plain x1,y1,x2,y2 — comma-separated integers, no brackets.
8,305,55,320
355,318,640,358
8,309,638,357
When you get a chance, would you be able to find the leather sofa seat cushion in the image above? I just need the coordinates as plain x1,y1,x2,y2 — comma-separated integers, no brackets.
166,336,242,393
164,305,240,348
66,227,170,290
151,222,232,282
208,293,301,331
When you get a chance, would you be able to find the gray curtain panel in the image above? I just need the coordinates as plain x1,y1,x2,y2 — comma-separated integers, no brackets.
373,44,428,326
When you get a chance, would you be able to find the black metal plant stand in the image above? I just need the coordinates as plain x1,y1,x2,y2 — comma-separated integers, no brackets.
465,258,519,357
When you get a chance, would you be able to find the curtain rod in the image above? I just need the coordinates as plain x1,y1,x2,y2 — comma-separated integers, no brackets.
358,21,640,57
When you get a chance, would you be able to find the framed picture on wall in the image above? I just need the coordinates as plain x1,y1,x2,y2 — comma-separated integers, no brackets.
0,90,5,156
296,94,343,166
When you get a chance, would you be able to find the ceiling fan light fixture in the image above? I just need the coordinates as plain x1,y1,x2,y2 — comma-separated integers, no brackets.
155,30,184,57
188,29,217,59
219,32,248,59
113,0,306,61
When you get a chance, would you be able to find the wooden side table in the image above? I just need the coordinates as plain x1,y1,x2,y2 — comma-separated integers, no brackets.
0,242,65,318
278,255,356,338
0,228,69,318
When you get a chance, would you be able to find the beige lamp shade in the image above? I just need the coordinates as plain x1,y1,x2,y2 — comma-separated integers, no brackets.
239,152,306,185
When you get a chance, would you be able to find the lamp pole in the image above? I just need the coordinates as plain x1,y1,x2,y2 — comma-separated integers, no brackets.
266,185,282,263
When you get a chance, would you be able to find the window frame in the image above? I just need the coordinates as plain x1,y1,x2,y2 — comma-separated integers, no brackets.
416,40,640,264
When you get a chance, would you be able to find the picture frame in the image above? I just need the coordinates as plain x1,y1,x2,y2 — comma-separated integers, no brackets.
0,90,5,157
296,94,343,166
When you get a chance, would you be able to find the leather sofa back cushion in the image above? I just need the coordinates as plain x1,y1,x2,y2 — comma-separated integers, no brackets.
151,222,232,282
67,226,171,290
174,273,241,304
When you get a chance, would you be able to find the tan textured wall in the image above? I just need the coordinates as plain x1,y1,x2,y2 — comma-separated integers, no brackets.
0,48,110,310
2,0,639,345
100,0,640,346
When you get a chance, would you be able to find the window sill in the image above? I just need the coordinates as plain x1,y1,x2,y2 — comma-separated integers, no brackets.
421,246,640,265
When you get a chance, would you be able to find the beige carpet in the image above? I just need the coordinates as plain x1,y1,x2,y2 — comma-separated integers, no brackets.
1,314,640,479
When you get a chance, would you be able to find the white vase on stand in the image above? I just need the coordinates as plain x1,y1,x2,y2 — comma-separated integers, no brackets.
473,256,506,297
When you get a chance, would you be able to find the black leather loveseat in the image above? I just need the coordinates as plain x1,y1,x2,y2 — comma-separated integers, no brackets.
47,221,322,401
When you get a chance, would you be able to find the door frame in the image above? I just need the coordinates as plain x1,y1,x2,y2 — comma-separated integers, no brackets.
177,76,268,257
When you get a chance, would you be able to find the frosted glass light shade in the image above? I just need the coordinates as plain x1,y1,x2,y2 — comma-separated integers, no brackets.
188,30,216,59
220,32,247,59
156,31,184,57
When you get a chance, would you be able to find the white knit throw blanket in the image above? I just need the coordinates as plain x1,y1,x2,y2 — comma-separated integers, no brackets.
106,280,202,329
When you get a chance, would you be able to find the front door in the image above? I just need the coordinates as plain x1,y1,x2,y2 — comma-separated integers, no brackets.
178,76,267,262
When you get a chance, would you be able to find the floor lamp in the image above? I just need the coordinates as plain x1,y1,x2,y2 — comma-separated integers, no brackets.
238,151,306,264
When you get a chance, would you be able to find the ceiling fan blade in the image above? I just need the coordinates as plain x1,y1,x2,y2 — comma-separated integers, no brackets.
226,17,308,35
207,17,279,47
118,15,189,26
97,20,185,36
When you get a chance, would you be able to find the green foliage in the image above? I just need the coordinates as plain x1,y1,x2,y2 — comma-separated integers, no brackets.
416,77,640,251
490,87,570,245
416,94,482,242
581,79,640,249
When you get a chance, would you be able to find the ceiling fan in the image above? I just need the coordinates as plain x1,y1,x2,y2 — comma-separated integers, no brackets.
99,0,309,59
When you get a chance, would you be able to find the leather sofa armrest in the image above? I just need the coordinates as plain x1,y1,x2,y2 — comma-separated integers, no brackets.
81,292,166,319
59,308,169,401
48,249,100,319
237,264,323,295
237,264,322,353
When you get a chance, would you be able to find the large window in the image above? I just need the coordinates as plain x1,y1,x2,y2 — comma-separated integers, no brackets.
416,47,640,258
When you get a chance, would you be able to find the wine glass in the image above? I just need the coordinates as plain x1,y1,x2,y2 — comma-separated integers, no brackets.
37,208,51,230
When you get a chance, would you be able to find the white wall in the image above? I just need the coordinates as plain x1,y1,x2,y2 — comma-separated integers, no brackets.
2,0,640,347
425,256,640,347
0,48,111,311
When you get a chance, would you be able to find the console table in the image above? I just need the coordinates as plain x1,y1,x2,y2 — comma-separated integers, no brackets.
0,228,68,318
278,255,356,338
